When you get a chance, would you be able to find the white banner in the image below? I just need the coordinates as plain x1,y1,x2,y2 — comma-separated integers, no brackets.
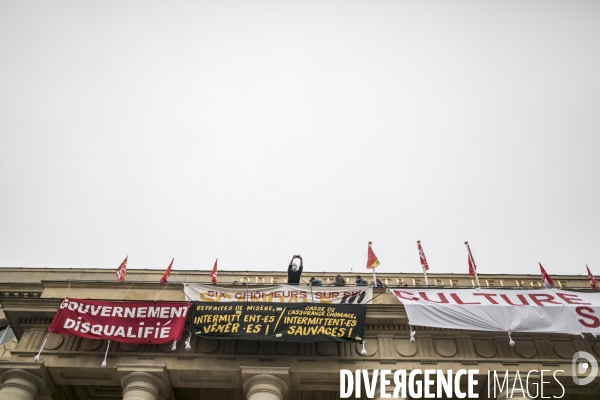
184,284,372,304
391,288,600,335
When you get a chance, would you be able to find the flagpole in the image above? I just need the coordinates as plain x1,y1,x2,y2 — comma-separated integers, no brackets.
465,241,481,289
587,265,599,290
368,241,377,287
417,240,429,286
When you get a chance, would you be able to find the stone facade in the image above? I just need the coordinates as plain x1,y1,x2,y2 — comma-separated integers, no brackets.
0,268,599,399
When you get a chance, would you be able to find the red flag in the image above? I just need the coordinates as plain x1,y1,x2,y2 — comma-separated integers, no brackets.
417,241,429,271
367,242,380,269
587,265,598,290
116,256,127,282
465,243,476,277
159,258,174,284
209,258,218,284
539,263,554,288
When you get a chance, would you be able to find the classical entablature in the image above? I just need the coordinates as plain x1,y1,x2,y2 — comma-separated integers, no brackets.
0,268,599,399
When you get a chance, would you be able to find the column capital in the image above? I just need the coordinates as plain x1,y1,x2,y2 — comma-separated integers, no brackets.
495,374,535,400
118,364,171,400
372,388,407,400
241,367,290,400
0,369,46,400
120,372,168,400
121,371,167,392
243,374,288,400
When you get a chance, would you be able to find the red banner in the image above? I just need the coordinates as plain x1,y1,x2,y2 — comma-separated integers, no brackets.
49,298,191,344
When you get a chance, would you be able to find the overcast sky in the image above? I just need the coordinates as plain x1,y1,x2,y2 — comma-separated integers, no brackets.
1,1,599,278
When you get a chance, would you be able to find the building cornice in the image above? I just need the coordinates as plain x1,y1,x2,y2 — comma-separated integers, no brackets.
0,268,594,289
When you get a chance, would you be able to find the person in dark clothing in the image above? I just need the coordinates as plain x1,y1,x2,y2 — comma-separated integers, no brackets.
333,274,346,286
287,255,303,285
355,275,369,286
308,277,323,286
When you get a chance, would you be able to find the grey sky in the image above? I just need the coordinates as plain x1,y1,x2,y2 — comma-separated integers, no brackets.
1,1,599,278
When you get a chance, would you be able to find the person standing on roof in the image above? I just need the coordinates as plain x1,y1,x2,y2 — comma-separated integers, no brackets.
333,274,346,286
288,255,303,285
